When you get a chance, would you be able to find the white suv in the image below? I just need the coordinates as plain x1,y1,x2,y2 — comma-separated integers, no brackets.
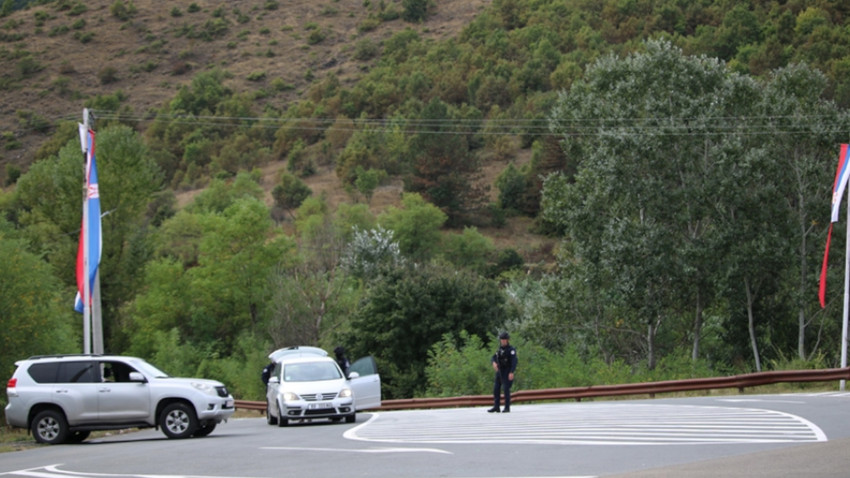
5,354,234,444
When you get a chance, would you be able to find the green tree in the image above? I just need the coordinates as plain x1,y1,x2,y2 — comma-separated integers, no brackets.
545,40,760,369
755,64,850,362
12,126,162,350
0,235,77,379
272,172,312,217
344,263,509,398
378,192,446,261
402,0,430,23
128,197,295,356
405,98,486,226
440,226,494,274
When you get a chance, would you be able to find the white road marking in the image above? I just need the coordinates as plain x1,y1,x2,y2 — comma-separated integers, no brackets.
1,465,267,478
2,470,594,478
261,445,452,454
345,403,826,446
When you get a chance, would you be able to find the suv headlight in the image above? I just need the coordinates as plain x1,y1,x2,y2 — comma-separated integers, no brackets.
283,391,300,401
191,382,218,396
339,388,352,398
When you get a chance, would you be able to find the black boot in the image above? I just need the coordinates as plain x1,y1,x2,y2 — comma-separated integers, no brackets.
487,406,500,413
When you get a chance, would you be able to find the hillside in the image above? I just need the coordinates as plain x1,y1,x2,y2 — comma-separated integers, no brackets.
0,0,488,172
1,0,558,263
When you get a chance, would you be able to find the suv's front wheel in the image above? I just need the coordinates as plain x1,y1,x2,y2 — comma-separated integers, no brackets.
160,402,198,439
31,409,69,444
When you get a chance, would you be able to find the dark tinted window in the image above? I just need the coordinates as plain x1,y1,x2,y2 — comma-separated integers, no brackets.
27,361,97,383
27,363,59,383
57,361,98,383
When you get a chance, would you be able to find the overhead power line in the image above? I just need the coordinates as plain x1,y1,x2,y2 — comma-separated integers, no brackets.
45,110,850,138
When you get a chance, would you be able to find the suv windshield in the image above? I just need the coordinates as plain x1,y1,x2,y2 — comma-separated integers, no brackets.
131,359,170,378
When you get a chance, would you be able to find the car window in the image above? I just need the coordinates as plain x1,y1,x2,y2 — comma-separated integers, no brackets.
350,356,378,377
100,361,137,382
27,363,59,383
283,362,342,382
57,361,98,383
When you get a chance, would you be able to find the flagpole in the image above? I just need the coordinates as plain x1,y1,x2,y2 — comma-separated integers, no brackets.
88,108,103,355
80,109,92,354
93,270,103,354
842,190,850,391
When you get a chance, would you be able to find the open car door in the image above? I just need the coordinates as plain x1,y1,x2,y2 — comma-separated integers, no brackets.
349,356,381,411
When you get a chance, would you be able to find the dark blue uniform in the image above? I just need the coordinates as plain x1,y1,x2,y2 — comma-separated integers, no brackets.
490,342,517,412
261,361,274,385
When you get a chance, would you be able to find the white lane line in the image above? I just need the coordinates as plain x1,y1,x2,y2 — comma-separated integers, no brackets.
261,446,452,454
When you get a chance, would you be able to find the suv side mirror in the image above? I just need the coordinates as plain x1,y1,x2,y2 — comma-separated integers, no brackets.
347,372,360,379
128,372,147,383
268,376,280,384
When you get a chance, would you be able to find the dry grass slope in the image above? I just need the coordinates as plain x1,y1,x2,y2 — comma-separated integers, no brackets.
1,0,557,264
1,0,488,168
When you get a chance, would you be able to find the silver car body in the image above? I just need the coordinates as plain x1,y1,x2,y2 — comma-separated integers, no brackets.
5,355,234,442
265,354,381,425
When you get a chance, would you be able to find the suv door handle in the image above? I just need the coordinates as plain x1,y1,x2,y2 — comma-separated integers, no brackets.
55,389,69,394
98,388,110,393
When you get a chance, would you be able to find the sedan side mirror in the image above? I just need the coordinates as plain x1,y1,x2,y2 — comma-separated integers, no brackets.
347,372,360,379
269,376,280,384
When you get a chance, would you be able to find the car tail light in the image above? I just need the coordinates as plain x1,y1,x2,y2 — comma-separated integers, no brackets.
7,378,16,388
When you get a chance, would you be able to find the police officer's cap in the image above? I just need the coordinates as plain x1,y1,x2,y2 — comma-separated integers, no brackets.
499,331,510,339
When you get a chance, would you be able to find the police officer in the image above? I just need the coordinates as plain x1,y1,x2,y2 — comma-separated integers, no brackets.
488,331,517,413
261,359,274,385
334,346,351,378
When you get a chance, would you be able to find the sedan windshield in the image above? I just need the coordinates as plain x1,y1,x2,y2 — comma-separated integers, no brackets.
283,362,342,382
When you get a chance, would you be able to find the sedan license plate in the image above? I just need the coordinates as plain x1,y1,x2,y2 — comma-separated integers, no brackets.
309,402,332,410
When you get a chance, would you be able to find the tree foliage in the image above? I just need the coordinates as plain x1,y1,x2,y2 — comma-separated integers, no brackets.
544,39,850,371
343,263,510,399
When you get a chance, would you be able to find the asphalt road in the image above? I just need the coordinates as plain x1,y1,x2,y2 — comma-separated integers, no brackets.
3,392,850,477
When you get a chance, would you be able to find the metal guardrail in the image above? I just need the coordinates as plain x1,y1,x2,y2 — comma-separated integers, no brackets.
235,367,850,412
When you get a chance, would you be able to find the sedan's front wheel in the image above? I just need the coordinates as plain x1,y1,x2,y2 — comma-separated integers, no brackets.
276,403,288,427
160,402,198,439
266,400,278,425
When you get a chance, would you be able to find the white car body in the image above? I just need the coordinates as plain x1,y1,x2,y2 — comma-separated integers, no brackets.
5,355,234,444
265,352,381,426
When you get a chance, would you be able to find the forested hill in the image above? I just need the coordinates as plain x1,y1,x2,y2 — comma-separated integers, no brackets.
2,0,850,187
3,0,850,402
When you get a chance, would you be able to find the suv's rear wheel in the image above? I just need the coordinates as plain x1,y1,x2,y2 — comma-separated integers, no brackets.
160,402,198,439
31,410,69,444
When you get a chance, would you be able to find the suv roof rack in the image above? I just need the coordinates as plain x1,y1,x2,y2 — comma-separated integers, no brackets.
26,353,104,360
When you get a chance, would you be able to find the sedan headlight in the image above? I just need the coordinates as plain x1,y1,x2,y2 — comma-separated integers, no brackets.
339,388,352,398
191,382,218,396
283,391,301,401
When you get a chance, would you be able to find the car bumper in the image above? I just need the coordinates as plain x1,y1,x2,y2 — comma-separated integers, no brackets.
5,402,27,428
197,396,236,422
281,398,354,419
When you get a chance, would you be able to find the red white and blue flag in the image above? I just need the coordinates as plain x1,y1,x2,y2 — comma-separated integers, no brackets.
74,128,102,313
819,144,850,308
